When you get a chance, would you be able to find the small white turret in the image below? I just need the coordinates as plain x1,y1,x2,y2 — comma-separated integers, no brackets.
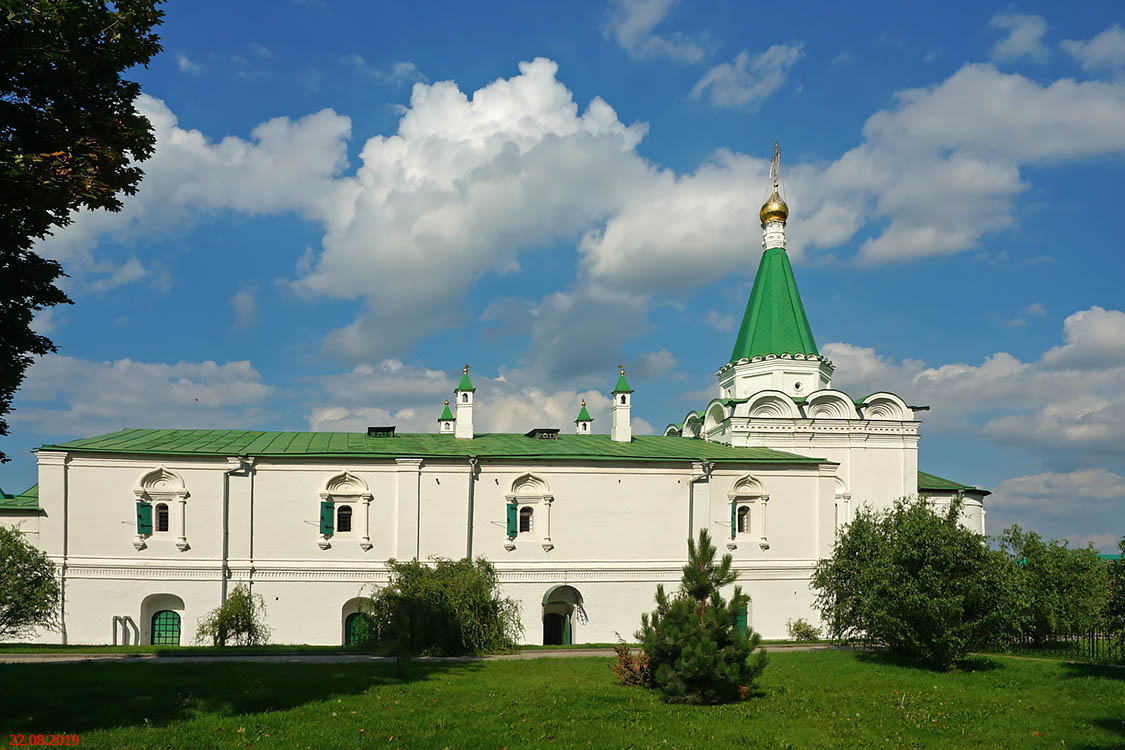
454,365,474,440
610,365,633,443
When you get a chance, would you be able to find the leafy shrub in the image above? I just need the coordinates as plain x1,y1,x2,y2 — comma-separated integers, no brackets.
0,525,59,639
812,496,1019,671
367,557,521,656
637,530,767,704
1107,538,1125,633
195,584,271,646
997,526,1109,644
609,635,650,687
786,618,821,642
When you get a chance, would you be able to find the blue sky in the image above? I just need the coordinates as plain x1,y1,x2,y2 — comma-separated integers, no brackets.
5,0,1124,550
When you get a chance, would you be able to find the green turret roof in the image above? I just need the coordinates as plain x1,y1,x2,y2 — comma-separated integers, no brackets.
575,403,592,422
439,402,454,421
730,246,818,363
612,369,633,394
456,367,475,392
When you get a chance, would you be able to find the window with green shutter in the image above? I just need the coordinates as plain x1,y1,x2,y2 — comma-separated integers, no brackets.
136,501,153,535
735,604,748,634
730,501,737,538
506,502,518,537
320,500,334,535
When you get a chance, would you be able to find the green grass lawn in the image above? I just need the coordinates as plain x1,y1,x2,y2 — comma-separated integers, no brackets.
1,650,1121,749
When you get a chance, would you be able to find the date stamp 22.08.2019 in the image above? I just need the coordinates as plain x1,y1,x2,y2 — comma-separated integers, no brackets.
9,736,79,746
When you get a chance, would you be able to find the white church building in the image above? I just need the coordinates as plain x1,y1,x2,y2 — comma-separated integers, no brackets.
1,147,987,647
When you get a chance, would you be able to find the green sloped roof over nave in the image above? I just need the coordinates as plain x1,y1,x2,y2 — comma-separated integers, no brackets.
730,246,818,363
917,471,989,496
0,484,39,510
39,428,828,465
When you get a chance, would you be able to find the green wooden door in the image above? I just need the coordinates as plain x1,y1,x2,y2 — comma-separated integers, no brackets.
345,612,372,646
151,610,181,645
562,613,572,646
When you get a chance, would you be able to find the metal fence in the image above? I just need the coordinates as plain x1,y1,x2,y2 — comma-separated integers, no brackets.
1007,631,1124,664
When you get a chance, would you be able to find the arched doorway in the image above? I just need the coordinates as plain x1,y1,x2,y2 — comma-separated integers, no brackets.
542,585,584,646
140,593,185,646
151,610,181,645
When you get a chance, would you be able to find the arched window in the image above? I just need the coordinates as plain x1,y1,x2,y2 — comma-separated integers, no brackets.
620,394,626,404
337,505,353,533
737,505,750,534
151,610,181,646
155,503,170,533
462,393,469,403
519,506,533,533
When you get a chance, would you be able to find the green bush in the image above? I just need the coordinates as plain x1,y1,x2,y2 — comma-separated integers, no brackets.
786,618,821,641
195,584,271,646
637,529,767,704
367,557,521,656
997,526,1109,643
1107,538,1125,633
812,496,1020,671
0,525,59,639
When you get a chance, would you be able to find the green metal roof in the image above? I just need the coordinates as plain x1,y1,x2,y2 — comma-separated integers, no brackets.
439,403,454,421
38,428,828,465
456,372,475,392
730,246,819,363
612,372,633,394
917,471,988,495
0,484,39,510
575,404,592,422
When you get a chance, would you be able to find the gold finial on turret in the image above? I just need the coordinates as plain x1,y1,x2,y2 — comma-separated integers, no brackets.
463,364,470,374
618,364,625,376
581,399,587,407
759,141,789,225
444,400,449,406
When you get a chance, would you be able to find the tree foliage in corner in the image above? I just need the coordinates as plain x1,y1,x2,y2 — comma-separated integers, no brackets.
195,584,271,646
636,529,767,704
997,525,1109,644
367,557,522,657
1107,538,1125,634
0,524,59,639
812,496,1019,671
0,0,163,461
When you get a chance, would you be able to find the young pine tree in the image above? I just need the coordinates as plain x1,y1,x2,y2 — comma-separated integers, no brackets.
637,529,767,703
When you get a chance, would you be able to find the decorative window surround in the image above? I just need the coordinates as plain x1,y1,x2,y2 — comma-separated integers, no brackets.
133,467,190,552
727,474,769,551
505,473,555,552
319,471,374,551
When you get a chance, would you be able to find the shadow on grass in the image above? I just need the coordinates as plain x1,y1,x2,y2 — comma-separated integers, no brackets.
0,659,484,733
853,649,1005,674
1060,661,1125,681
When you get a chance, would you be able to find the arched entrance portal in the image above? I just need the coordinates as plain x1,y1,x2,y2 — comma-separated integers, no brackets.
542,585,584,646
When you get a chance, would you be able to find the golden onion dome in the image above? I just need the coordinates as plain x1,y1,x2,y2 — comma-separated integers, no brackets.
759,187,789,225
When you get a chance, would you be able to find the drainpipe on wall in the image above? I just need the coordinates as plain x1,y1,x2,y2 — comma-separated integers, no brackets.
687,461,714,542
222,457,250,603
465,457,479,559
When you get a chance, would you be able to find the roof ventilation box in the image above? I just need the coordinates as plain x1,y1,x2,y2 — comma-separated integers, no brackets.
524,428,560,440
367,426,396,438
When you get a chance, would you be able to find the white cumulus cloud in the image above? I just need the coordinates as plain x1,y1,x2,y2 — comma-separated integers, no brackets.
1062,25,1125,73
603,0,708,62
690,44,804,109
990,11,1049,63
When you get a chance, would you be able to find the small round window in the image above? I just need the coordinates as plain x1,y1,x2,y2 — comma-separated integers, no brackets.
793,382,803,392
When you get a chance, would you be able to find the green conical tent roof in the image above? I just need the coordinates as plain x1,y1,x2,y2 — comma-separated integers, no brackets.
438,402,454,421
729,246,818,363
612,370,633,394
456,368,475,392
575,402,592,422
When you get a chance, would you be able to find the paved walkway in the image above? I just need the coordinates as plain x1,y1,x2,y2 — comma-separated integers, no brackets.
0,643,834,665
